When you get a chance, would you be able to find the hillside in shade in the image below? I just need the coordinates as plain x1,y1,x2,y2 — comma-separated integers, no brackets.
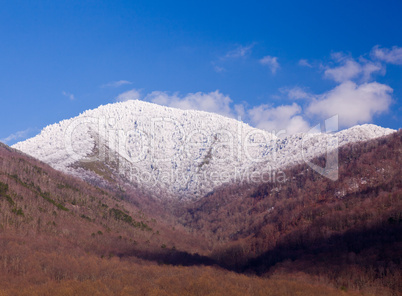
176,130,402,294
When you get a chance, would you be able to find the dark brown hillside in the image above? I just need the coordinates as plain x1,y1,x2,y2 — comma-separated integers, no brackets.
176,130,402,295
1,130,401,295
0,143,363,295
0,142,210,262
178,131,401,244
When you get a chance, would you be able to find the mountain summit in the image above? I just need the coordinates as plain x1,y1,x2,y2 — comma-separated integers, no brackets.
13,100,395,199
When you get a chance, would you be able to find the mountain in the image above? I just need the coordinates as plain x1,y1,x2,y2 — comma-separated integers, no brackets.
13,100,395,199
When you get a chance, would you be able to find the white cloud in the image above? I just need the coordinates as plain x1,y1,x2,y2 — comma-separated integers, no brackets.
102,80,132,88
225,44,254,59
324,57,383,83
307,81,392,128
282,86,312,100
371,45,402,65
116,89,142,102
298,59,312,68
260,56,280,74
145,90,234,117
62,91,75,101
361,61,384,82
330,51,347,62
234,104,246,119
324,59,362,82
1,128,33,144
248,103,310,134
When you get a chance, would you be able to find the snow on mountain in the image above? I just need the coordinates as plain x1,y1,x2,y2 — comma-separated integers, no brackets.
12,100,396,199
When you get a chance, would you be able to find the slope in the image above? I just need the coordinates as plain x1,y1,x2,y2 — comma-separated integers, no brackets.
0,143,363,296
0,141,211,261
176,130,402,295
1,131,401,295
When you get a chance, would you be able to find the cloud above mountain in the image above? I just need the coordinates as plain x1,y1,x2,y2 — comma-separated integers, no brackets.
114,45,399,134
248,103,310,134
324,53,384,83
116,89,142,102
371,45,402,65
308,81,393,128
145,90,234,118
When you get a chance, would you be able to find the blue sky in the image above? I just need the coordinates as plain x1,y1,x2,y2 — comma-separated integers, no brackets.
1,0,401,144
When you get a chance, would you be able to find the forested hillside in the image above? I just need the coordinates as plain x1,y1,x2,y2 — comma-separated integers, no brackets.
1,131,401,295
177,130,402,294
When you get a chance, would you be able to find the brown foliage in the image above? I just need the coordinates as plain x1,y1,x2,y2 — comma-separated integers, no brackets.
0,131,401,295
176,131,402,294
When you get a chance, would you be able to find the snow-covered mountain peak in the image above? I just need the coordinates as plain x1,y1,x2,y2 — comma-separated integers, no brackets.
13,100,396,199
